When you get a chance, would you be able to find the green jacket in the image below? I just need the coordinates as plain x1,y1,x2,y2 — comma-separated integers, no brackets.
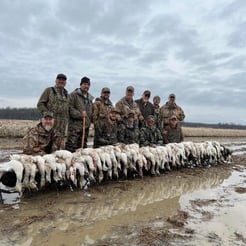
68,88,94,130
37,86,69,135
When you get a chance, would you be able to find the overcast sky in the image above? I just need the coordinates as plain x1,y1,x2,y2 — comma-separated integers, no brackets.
0,0,245,124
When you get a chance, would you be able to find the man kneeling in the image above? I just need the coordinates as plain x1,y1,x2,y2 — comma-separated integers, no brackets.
23,112,64,155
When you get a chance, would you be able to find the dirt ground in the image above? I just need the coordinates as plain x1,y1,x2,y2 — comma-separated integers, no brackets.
0,137,246,246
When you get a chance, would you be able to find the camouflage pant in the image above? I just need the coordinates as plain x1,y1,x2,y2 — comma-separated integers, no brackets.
53,116,68,137
93,127,101,148
65,127,89,152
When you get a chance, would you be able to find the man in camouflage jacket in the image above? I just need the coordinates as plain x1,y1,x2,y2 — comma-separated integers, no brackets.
23,112,63,155
95,107,119,148
163,115,184,144
118,110,140,144
115,86,144,128
92,87,113,148
65,77,94,152
139,115,163,147
37,73,69,137
160,93,185,129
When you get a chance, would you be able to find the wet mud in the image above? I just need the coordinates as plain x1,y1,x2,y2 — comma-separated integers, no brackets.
0,138,246,246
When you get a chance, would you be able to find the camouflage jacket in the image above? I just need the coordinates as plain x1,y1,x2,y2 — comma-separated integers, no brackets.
96,119,119,147
115,97,144,124
23,123,63,155
37,86,69,118
163,125,184,144
153,105,161,130
92,97,113,128
160,102,185,128
118,119,140,144
37,86,69,135
139,126,163,147
68,88,94,130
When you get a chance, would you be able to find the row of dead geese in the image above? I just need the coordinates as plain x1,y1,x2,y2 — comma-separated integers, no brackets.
0,141,232,193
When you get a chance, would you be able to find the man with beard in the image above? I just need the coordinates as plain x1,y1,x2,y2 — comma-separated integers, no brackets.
118,110,140,144
135,90,154,128
37,73,69,137
160,93,185,129
139,115,163,147
65,77,94,151
96,107,120,147
92,87,113,148
115,86,144,128
23,112,64,155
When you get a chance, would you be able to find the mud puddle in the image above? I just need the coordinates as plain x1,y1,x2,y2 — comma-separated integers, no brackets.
0,140,246,246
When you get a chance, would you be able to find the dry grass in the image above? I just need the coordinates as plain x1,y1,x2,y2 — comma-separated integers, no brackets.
0,120,37,137
0,120,246,138
183,127,246,137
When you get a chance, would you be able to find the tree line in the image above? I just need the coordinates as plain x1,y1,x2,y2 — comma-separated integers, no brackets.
0,107,246,130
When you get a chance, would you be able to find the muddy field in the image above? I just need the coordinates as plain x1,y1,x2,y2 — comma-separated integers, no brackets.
0,137,246,246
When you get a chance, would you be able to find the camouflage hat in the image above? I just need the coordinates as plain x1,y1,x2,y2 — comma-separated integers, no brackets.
126,86,134,92
153,95,160,101
143,90,151,96
43,111,54,118
56,73,67,80
146,115,155,121
170,115,177,120
127,110,135,117
169,93,176,98
110,107,119,113
101,87,110,93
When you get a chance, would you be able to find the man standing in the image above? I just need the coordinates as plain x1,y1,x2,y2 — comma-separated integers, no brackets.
37,73,69,137
92,87,113,148
65,77,94,152
115,86,144,127
153,95,161,130
135,90,154,128
160,93,185,129
23,112,64,155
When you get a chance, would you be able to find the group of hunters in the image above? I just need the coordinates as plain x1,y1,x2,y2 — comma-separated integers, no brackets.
23,73,185,155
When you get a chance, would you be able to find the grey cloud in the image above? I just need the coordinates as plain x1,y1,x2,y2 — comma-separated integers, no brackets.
228,21,246,48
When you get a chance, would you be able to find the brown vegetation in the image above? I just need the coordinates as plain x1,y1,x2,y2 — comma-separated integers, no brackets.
0,120,246,138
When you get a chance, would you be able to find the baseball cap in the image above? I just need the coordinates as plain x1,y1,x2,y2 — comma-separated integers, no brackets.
170,115,177,120
80,76,90,85
43,111,54,118
56,73,67,80
143,90,151,96
169,93,176,98
101,87,110,93
146,115,155,121
127,110,135,117
153,95,160,101
110,107,119,113
126,86,134,92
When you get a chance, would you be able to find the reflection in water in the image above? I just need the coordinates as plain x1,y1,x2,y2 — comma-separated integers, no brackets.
0,165,231,246
179,169,246,246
